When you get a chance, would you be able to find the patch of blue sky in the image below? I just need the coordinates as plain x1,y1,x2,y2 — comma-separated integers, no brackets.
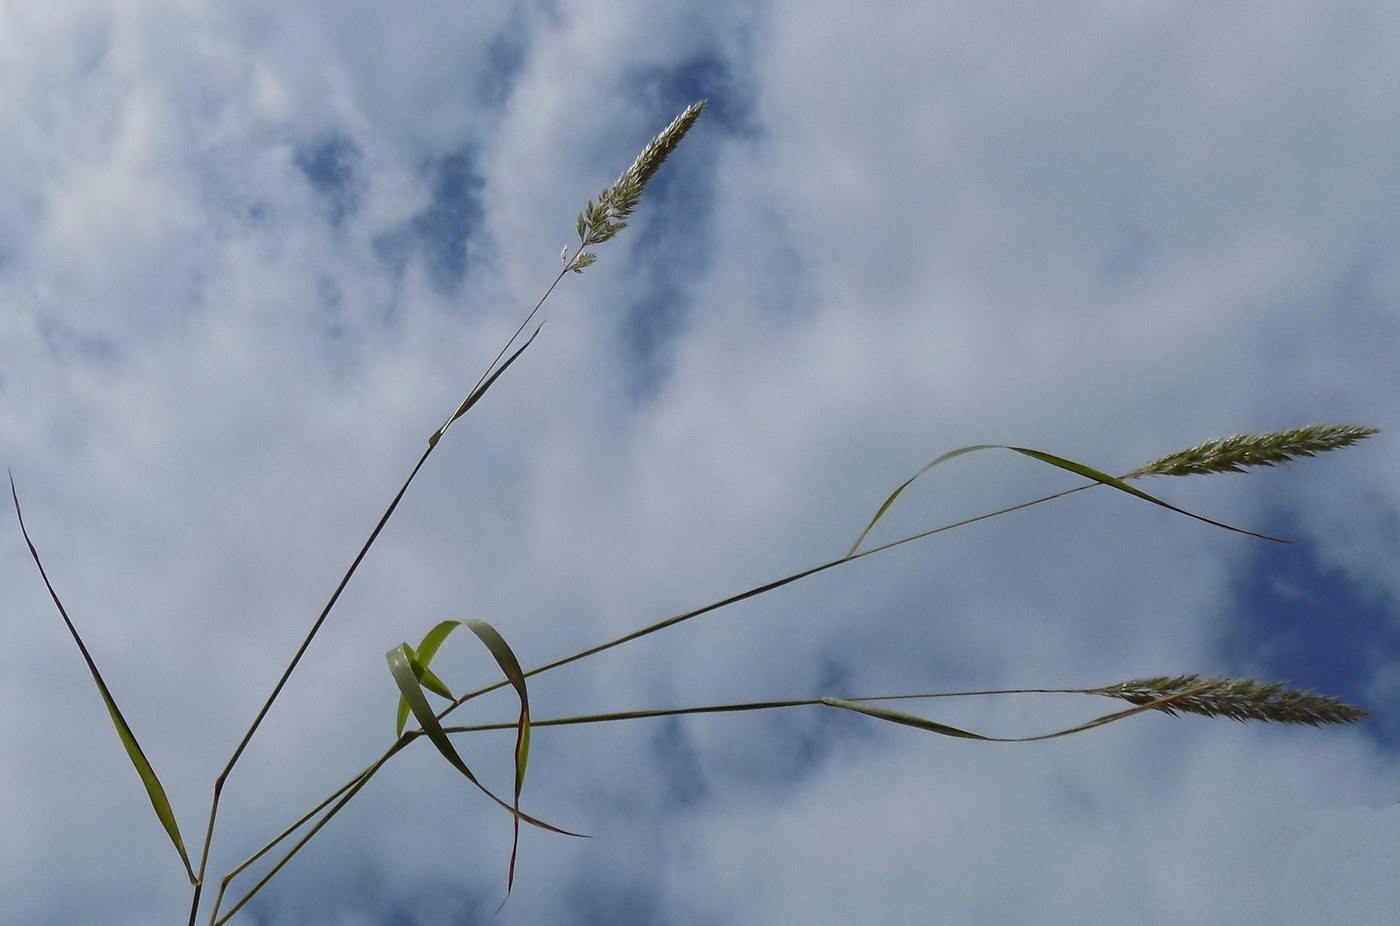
616,275,690,405
649,716,709,806
374,148,486,299
475,9,533,109
561,870,664,926
1221,510,1400,745
295,134,365,228
36,313,123,369
630,52,759,140
314,273,346,342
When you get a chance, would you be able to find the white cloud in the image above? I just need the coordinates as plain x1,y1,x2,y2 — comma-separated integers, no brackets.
1,3,1396,924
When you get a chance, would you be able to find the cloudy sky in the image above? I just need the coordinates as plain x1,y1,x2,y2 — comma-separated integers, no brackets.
3,3,1399,924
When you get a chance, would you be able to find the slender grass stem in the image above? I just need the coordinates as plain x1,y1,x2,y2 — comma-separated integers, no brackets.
219,480,1095,902
439,689,1086,733
197,310,549,921
197,273,557,924
189,442,435,925
450,482,1095,711
200,102,711,920
179,80,1373,915
437,676,1362,738
208,421,1375,910
211,740,411,926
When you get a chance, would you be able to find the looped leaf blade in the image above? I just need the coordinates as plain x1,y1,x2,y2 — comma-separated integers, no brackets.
386,635,579,897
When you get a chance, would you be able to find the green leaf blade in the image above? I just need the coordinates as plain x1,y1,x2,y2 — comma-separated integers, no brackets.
847,441,1285,559
385,640,579,899
11,475,195,884
461,619,533,891
97,675,195,882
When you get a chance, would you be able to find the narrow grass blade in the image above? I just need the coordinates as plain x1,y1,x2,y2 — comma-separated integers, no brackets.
390,620,535,891
846,445,993,557
386,645,518,815
461,620,531,792
10,474,196,884
431,325,541,447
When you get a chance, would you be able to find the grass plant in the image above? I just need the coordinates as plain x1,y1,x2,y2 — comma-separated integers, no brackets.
7,98,1379,925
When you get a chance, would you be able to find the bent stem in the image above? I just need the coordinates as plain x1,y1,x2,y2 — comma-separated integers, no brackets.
189,440,435,923
209,739,412,926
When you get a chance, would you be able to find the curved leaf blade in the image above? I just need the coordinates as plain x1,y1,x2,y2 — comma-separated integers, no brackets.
847,442,1283,557
825,681,1221,743
846,445,994,557
395,621,461,737
463,619,532,891
462,619,531,793
389,620,539,893
1006,446,1284,542
385,643,581,895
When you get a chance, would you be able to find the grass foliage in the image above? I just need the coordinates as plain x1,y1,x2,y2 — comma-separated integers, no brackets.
7,99,1379,924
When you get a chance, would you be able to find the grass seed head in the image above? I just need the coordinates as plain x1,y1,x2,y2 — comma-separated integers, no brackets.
1096,675,1368,726
1124,424,1378,479
571,99,708,264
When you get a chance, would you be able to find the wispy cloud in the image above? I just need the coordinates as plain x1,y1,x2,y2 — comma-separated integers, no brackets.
2,4,1397,924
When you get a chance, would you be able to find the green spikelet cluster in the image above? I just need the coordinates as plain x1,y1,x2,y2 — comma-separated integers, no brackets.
1095,675,1368,726
1124,424,1378,479
566,99,707,273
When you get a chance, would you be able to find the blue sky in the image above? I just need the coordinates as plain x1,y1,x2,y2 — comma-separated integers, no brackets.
2,4,1399,924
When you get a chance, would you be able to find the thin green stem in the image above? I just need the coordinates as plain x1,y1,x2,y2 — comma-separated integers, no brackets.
209,406,1366,911
448,482,1094,712
221,480,1093,899
434,270,567,443
439,687,1092,734
189,443,435,925
212,685,1081,917
211,740,412,925
212,687,1081,917
196,271,566,924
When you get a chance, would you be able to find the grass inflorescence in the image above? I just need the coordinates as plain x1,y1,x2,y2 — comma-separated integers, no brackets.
1093,675,1369,726
567,99,707,273
1122,424,1378,479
